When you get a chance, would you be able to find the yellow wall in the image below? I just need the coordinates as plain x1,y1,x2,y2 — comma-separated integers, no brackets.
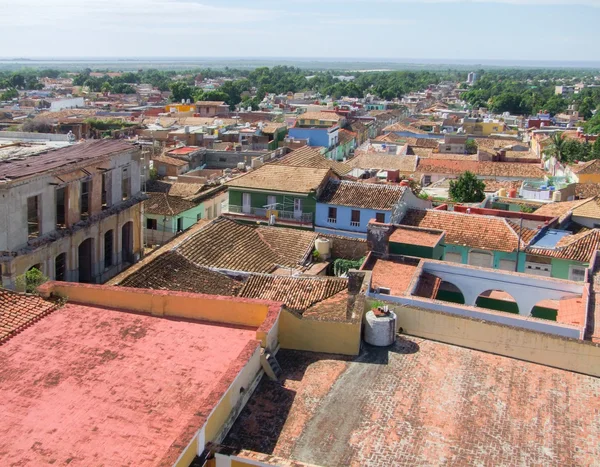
41,282,271,329
394,305,600,377
278,309,361,356
575,173,600,184
165,104,195,113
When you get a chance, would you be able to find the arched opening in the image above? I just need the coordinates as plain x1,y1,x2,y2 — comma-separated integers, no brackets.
104,230,114,269
530,299,564,322
55,253,67,281
434,281,465,304
475,290,519,315
121,221,134,264
78,238,94,283
28,263,42,273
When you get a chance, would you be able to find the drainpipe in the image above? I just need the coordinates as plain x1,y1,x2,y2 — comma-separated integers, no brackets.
515,215,523,273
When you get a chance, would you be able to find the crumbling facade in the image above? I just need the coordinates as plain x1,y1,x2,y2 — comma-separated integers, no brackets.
0,140,145,288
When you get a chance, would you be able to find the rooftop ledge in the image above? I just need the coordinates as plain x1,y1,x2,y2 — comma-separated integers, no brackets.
37,281,282,348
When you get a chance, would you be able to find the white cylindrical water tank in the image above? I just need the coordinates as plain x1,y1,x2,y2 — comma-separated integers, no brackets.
552,190,562,202
364,308,397,347
315,238,331,259
237,162,245,170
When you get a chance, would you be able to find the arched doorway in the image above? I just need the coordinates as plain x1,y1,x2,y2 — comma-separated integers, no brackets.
121,221,134,264
434,281,465,304
475,290,519,315
78,238,94,283
55,253,67,281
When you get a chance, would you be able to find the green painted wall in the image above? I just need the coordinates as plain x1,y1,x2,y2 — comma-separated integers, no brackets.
145,204,204,233
436,290,465,304
390,242,442,260
476,296,519,314
229,189,316,215
551,258,588,281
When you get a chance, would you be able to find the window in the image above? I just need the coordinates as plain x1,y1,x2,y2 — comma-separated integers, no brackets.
423,175,432,186
206,206,213,219
350,210,361,227
121,166,131,201
267,195,277,208
104,230,113,269
444,252,463,263
55,253,67,281
80,180,90,219
101,172,109,209
242,193,251,214
375,212,386,223
55,187,66,229
146,218,157,230
328,207,337,224
27,195,40,238
468,250,493,268
197,213,202,221
177,217,184,232
569,265,586,282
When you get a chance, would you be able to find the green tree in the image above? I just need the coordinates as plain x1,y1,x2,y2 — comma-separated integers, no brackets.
1,88,18,100
592,137,600,159
449,171,485,203
465,139,478,155
169,81,193,103
15,267,49,294
101,81,112,93
544,132,568,168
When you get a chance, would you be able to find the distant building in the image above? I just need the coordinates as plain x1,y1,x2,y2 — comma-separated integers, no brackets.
467,72,478,85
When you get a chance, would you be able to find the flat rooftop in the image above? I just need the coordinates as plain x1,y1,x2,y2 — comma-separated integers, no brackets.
368,257,420,296
389,226,444,247
0,303,258,466
223,339,600,466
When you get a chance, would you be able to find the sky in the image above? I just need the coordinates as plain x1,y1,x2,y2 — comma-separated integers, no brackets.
0,0,599,62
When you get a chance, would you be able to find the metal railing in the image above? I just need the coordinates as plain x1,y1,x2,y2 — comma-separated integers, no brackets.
228,205,313,223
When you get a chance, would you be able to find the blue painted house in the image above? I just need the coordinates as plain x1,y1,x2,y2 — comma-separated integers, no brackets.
315,180,431,238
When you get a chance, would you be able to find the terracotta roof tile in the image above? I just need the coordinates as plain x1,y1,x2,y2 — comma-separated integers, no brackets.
572,196,600,220
570,160,600,175
0,290,56,344
482,180,522,193
533,198,591,222
118,250,243,295
338,129,357,145
168,182,204,198
239,275,348,313
144,192,198,216
176,217,317,273
401,209,525,252
318,180,406,210
297,111,341,123
275,146,351,174
152,154,189,167
416,160,546,178
347,153,417,173
575,183,600,199
527,229,600,263
226,164,331,193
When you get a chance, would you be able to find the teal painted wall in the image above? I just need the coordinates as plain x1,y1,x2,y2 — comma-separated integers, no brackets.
390,242,442,259
436,289,465,304
551,258,588,281
145,204,204,234
443,245,527,273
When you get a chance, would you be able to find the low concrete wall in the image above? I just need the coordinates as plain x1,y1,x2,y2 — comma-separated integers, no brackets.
370,292,582,340
278,309,362,356
391,303,600,377
38,282,277,330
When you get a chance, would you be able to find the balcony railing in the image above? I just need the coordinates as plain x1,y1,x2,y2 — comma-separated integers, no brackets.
350,221,361,227
327,217,337,224
227,205,313,223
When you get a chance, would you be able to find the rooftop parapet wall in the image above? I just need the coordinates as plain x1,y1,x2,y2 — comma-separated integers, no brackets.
37,281,281,348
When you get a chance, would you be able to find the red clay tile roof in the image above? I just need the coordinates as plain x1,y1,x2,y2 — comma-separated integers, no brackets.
416,159,546,178
413,272,442,299
0,140,134,181
0,289,56,344
527,229,600,263
575,183,600,199
347,153,418,173
482,180,522,193
239,275,348,313
275,146,351,175
370,258,420,296
533,198,591,222
389,226,444,247
505,220,540,244
117,250,243,295
569,159,600,175
318,180,407,210
152,154,189,167
176,217,317,273
226,164,332,193
167,182,204,198
297,111,341,123
144,192,198,216
401,209,526,252
338,129,357,145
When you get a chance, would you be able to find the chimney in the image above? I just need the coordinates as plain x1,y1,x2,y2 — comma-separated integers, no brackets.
347,270,366,294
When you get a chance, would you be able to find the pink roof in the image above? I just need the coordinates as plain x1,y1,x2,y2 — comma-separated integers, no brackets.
169,146,200,155
0,303,258,466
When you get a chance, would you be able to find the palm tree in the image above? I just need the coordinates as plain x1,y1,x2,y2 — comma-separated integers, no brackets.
543,132,567,175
